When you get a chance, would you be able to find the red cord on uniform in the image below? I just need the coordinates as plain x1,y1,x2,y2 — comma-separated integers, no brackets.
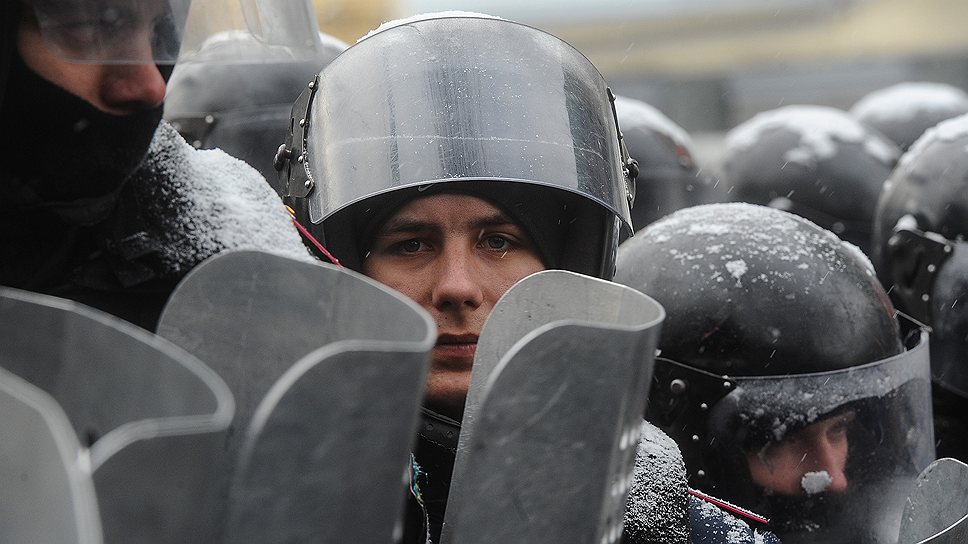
285,206,342,268
687,488,770,525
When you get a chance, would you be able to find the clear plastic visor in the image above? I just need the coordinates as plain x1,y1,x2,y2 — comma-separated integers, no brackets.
26,0,323,64
708,332,935,544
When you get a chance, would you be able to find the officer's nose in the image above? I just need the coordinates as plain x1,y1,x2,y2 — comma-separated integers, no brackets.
807,437,849,494
98,33,167,112
431,246,485,312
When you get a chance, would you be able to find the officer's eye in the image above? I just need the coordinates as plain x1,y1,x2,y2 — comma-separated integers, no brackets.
400,239,424,253
483,235,511,250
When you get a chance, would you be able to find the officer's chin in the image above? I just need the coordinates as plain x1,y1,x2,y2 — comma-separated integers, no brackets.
423,368,472,422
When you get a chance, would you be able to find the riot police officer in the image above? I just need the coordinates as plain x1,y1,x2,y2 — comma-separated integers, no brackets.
0,0,314,330
615,202,935,544
165,29,347,181
612,94,720,233
720,105,900,256
871,112,968,462
850,81,968,152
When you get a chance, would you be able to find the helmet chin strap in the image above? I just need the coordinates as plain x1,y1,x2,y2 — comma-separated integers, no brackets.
418,407,462,454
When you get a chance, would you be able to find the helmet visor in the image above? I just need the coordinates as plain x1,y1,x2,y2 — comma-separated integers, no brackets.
707,332,934,543
27,0,323,64
299,16,632,229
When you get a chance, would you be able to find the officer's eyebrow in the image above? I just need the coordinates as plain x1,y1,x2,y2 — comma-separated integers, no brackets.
375,211,520,237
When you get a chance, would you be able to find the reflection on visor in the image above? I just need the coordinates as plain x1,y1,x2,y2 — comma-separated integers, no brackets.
28,0,323,64
30,0,190,64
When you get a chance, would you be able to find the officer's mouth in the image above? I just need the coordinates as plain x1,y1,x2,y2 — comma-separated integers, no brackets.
434,334,479,365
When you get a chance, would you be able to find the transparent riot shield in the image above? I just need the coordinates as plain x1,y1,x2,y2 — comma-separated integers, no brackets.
441,270,665,544
897,457,968,544
0,288,234,544
0,367,101,544
156,250,434,543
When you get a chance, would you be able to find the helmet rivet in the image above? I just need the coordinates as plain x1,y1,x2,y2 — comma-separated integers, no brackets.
944,245,953,254
927,264,937,273
204,114,214,124
308,80,316,90
722,381,731,390
297,153,305,164
299,118,307,127
921,293,930,302
697,470,706,477
669,378,688,395
691,434,700,442
304,180,311,189
699,402,708,411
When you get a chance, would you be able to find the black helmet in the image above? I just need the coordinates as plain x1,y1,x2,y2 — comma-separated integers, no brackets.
612,94,720,233
164,30,347,181
272,14,637,278
850,82,968,152
872,112,968,399
721,105,901,256
614,203,934,544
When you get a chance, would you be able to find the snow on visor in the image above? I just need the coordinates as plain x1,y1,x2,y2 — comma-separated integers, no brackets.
707,330,931,445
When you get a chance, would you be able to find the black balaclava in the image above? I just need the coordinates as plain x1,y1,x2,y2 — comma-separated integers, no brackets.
1,51,163,224
1,3,164,293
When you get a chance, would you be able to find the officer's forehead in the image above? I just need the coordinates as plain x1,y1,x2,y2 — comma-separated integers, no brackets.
377,193,516,231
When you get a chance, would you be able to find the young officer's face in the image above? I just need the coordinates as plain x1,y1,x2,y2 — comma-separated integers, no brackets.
746,411,854,496
362,193,546,419
17,3,168,114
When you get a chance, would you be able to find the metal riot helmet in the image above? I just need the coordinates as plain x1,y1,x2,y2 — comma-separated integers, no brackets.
612,94,720,233
850,82,968,152
872,113,968,460
721,105,901,256
614,203,934,544
165,30,347,181
272,14,637,278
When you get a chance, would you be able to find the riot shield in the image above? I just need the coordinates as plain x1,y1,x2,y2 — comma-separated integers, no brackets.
0,367,101,544
897,457,968,544
0,287,234,544
441,270,665,544
156,250,434,543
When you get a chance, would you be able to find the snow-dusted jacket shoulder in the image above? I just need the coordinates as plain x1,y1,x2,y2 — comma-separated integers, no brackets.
130,120,313,277
623,421,691,543
623,421,782,544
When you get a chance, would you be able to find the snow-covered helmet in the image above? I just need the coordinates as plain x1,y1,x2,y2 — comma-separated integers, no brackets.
614,203,934,544
612,95,719,232
272,14,637,278
872,113,968,400
165,30,347,181
850,82,968,152
721,105,900,256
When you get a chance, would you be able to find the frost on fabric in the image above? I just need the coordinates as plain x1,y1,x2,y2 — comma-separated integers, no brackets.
359,11,504,42
850,82,968,127
131,121,314,275
624,421,690,544
725,105,898,167
613,95,695,149
801,471,832,495
689,495,773,544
